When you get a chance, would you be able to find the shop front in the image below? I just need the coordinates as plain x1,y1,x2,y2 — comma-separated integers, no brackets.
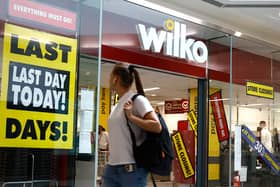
0,0,280,187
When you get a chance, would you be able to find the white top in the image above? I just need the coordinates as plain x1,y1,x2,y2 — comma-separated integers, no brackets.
108,91,153,165
99,131,109,150
261,127,272,153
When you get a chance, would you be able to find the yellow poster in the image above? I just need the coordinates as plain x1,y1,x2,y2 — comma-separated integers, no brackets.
246,81,274,99
187,110,197,136
0,23,77,149
189,88,220,180
99,88,110,131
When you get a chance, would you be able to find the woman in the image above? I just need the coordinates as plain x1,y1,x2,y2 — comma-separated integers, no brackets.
102,63,161,187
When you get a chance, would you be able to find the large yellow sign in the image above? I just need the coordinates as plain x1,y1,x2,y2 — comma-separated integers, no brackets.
172,132,195,179
0,23,77,149
99,88,110,131
246,81,274,99
189,88,220,180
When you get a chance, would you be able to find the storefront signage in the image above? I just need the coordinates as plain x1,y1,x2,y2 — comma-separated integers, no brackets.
189,88,221,180
9,0,77,31
99,88,110,131
187,110,197,136
210,91,229,142
0,23,77,149
137,19,208,64
246,81,274,99
164,99,188,114
241,125,280,174
172,132,195,179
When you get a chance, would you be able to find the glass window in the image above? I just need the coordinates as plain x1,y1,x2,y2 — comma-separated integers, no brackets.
0,0,102,186
232,36,280,186
208,35,232,187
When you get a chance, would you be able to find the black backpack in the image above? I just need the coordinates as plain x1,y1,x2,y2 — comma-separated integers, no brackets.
126,94,174,177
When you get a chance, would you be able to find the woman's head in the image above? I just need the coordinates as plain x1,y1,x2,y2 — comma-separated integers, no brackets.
110,63,145,96
110,64,134,91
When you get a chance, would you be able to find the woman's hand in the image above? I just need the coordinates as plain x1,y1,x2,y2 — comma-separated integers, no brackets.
124,100,133,118
124,99,162,133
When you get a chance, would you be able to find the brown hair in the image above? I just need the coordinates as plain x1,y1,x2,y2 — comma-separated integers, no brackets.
128,65,145,96
112,64,134,89
259,121,266,125
111,63,145,96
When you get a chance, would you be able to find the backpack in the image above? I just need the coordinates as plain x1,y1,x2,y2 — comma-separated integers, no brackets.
126,94,174,177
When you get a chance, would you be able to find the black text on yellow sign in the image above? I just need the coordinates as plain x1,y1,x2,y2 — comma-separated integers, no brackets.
0,23,77,149
172,132,195,179
246,81,274,99
187,110,197,136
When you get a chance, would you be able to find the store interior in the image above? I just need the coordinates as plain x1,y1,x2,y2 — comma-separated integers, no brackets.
75,55,280,186
79,57,280,133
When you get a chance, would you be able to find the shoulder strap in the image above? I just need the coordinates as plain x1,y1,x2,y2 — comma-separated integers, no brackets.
151,173,157,187
125,94,142,151
131,93,142,101
125,115,137,149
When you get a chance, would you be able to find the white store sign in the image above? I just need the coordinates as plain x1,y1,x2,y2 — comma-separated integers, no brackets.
137,19,208,64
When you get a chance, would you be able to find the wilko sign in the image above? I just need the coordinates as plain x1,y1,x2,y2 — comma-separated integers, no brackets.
136,19,208,64
165,99,188,114
9,0,77,31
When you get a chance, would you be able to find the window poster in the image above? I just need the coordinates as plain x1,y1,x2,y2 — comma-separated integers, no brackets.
0,23,78,149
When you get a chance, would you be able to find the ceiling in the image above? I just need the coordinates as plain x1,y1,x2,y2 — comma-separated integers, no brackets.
79,0,280,60
148,0,280,49
203,0,280,7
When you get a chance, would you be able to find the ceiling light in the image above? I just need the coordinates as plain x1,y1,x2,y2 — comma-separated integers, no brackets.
209,98,230,102
238,103,266,107
156,102,165,105
144,87,160,92
234,31,242,37
203,0,280,7
146,93,157,96
125,0,203,24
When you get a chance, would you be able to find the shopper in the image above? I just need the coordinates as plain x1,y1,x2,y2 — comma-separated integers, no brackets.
97,125,109,178
98,125,109,151
272,128,280,153
260,121,272,153
255,126,263,167
256,126,262,142
102,63,161,187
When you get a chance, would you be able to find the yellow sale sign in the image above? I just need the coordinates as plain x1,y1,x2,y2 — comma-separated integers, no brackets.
0,23,77,149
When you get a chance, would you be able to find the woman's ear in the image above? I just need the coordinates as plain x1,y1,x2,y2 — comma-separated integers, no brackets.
112,76,118,85
111,75,118,90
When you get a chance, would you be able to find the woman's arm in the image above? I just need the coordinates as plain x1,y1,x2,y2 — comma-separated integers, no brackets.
124,100,162,133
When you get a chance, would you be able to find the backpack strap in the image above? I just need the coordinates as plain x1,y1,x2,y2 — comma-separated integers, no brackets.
126,94,158,187
151,173,157,187
131,93,142,102
125,115,137,152
125,94,142,159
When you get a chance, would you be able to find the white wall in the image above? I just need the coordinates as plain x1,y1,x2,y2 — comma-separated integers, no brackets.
163,113,188,132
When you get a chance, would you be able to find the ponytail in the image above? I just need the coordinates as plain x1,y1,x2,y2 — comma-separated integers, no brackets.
128,65,145,96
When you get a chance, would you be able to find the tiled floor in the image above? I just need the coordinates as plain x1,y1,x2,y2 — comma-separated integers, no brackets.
147,181,174,187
